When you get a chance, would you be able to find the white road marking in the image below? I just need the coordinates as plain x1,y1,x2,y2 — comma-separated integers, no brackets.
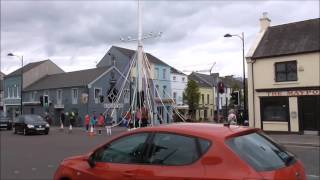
13,170,20,174
47,164,54,168
307,174,320,178
31,168,37,171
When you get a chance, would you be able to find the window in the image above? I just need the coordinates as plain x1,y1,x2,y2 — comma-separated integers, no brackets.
275,61,297,82
182,77,185,82
94,133,149,164
44,90,49,96
261,97,289,122
8,87,10,98
227,132,296,172
57,90,62,104
155,68,159,79
163,69,166,79
71,89,78,104
94,88,102,103
155,85,159,97
202,94,204,105
30,91,37,101
123,89,130,104
16,85,19,98
173,92,177,103
146,133,208,165
163,86,166,97
13,86,17,98
173,76,176,81
207,94,210,105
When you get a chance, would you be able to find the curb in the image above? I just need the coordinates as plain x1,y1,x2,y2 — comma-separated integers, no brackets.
280,142,320,148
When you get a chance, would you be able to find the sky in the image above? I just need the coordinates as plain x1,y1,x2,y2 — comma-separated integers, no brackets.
1,0,319,77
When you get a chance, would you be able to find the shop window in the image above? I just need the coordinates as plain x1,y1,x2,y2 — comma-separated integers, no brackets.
275,61,297,82
261,97,289,122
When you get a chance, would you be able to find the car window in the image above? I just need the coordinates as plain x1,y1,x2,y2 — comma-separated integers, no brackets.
24,115,45,124
198,138,211,155
226,131,296,172
95,133,149,164
146,133,200,165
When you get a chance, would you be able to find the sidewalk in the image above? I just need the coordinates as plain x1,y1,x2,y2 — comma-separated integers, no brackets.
269,134,320,147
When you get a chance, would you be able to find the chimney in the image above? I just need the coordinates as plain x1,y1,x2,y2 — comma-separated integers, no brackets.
259,12,271,32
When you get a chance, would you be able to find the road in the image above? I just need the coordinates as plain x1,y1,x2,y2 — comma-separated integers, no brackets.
286,144,320,180
1,128,319,180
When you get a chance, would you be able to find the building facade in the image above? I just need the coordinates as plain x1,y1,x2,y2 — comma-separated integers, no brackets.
3,60,64,120
0,72,4,112
246,15,320,134
170,67,188,120
97,46,173,124
188,72,218,121
23,65,130,126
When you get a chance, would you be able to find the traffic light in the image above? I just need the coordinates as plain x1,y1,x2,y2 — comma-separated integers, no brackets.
231,91,239,105
44,95,49,107
218,82,225,94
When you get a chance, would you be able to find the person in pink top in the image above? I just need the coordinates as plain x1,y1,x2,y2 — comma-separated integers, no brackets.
85,114,90,132
97,113,105,135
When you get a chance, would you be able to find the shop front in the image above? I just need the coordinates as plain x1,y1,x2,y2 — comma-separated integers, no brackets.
257,87,320,134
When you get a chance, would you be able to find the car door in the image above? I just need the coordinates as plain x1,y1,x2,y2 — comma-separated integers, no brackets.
79,132,151,180
135,132,207,180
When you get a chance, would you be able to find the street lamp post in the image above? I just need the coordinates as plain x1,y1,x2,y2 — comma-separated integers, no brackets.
224,32,247,120
7,53,24,115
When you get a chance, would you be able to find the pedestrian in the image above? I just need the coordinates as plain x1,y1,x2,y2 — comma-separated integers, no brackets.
85,114,90,132
135,109,142,128
68,111,75,133
97,113,105,135
90,115,96,133
105,113,112,135
227,109,237,125
141,107,148,127
60,111,65,131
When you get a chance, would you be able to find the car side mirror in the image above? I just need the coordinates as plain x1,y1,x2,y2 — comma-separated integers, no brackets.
87,154,96,168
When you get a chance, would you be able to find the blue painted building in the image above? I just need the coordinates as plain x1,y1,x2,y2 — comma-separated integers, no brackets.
98,46,173,123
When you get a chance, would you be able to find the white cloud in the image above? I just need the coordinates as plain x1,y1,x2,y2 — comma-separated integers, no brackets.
1,0,318,78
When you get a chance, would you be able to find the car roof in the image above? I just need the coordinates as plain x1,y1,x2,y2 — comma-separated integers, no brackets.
130,123,259,141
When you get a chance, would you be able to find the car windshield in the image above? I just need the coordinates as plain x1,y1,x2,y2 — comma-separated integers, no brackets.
24,115,45,124
226,131,296,172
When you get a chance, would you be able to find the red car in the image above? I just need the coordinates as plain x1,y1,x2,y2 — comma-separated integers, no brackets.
54,123,306,180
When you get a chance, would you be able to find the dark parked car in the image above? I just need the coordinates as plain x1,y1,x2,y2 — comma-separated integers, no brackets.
13,114,50,135
0,112,13,130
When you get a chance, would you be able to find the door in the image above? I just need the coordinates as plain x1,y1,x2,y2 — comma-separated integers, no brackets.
299,96,320,132
79,132,151,180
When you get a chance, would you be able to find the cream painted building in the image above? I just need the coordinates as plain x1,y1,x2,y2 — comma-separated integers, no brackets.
188,72,218,121
246,14,320,134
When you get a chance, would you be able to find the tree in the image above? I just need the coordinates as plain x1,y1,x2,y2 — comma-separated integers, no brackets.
184,79,200,120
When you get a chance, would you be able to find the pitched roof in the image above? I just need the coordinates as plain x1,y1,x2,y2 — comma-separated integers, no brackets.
24,66,110,91
113,46,170,67
219,76,244,88
6,60,49,77
188,72,219,88
252,18,320,59
170,67,186,75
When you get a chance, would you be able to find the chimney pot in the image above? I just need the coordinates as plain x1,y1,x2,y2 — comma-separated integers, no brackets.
259,12,271,32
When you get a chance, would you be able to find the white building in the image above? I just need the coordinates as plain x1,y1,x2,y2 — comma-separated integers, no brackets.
170,68,188,118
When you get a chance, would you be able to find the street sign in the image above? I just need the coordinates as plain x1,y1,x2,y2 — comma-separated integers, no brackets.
104,103,123,109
